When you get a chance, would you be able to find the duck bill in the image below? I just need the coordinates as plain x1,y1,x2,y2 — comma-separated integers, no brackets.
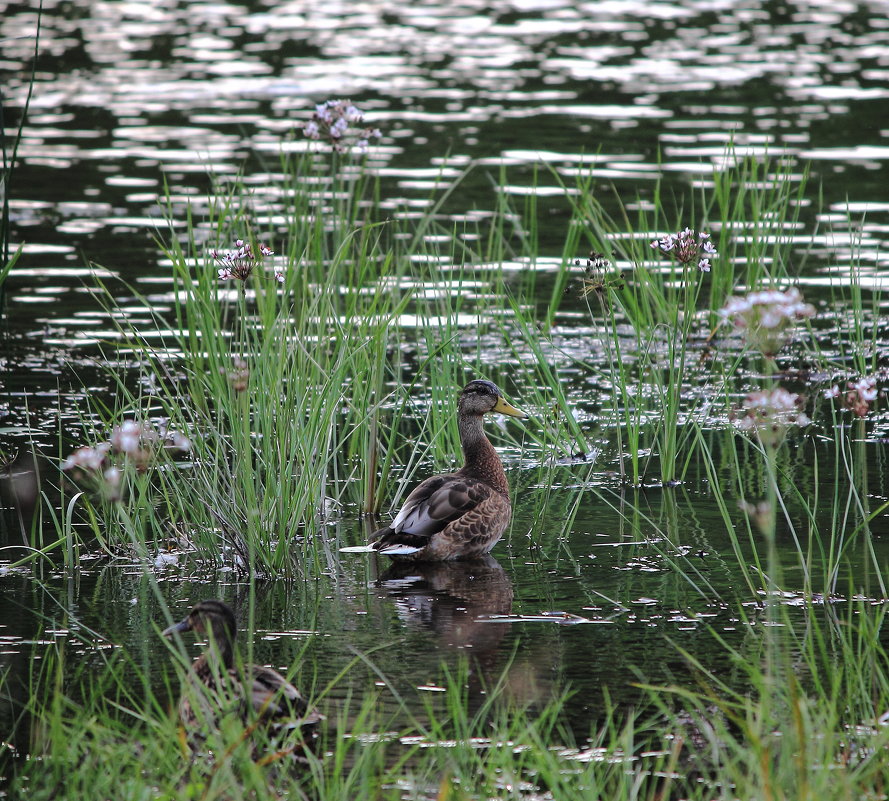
492,397,527,419
162,617,192,637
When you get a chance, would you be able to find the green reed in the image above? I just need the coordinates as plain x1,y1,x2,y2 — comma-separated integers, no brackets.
8,593,889,801
31,139,883,588
42,151,582,576
542,152,813,486
639,595,889,800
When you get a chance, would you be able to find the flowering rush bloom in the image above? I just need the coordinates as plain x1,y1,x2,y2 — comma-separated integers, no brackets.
211,238,280,283
303,99,382,154
719,287,815,356
734,387,810,448
221,356,250,392
63,420,191,488
824,376,879,417
649,227,718,272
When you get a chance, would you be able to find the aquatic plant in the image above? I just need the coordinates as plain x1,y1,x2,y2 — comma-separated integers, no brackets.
733,387,810,449
8,595,889,801
578,251,624,300
302,99,382,154
719,286,815,356
7,142,889,801
62,420,191,500
546,154,808,484
220,355,250,392
211,238,279,283
649,226,718,272
824,375,880,417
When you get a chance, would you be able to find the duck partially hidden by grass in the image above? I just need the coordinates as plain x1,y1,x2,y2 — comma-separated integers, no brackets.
342,379,527,561
163,600,323,764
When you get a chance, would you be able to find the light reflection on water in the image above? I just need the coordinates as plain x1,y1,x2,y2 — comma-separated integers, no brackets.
2,0,889,773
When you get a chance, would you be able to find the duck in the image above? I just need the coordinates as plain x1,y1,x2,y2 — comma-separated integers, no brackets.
162,599,323,761
341,379,527,561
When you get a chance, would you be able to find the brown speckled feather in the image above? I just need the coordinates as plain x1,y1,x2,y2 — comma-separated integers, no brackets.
368,380,525,561
165,600,323,762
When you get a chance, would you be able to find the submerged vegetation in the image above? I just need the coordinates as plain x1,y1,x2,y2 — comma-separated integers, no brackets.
2,100,889,798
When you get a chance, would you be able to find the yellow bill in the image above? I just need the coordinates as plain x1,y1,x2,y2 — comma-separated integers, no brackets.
492,396,527,419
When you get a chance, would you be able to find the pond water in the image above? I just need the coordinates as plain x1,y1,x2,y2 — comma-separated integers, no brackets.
2,0,889,786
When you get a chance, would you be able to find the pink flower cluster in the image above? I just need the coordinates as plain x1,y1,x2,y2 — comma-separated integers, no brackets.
719,287,815,356
303,100,382,154
211,239,282,284
649,227,718,272
824,376,879,417
221,356,249,393
734,388,810,448
63,420,191,498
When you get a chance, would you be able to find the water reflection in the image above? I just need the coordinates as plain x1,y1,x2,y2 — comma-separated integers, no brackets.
374,555,516,697
376,555,513,651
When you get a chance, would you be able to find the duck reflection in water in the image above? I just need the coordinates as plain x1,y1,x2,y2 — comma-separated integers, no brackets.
376,554,513,687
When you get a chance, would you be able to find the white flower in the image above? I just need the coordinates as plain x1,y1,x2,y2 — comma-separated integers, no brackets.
303,100,380,153
719,287,815,355
104,467,121,488
735,387,810,447
852,377,877,402
649,228,717,269
824,385,840,399
166,431,191,452
63,443,111,472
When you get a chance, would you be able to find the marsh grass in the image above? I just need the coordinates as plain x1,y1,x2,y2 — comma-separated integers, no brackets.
10,140,889,796
7,588,889,801
645,592,889,801
544,153,813,486
28,146,882,584
37,149,599,577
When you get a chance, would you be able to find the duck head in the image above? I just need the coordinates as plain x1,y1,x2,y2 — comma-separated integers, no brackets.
458,380,526,419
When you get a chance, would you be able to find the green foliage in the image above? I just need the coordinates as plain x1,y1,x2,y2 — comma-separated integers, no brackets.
7,596,889,800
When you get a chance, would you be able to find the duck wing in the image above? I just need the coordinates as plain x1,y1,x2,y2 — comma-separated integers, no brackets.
372,474,496,552
247,665,324,729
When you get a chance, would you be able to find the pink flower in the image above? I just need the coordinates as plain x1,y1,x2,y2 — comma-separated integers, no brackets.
649,227,718,272
734,388,810,448
302,99,381,154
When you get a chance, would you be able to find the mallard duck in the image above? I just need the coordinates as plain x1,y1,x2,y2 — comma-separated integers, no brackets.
341,379,526,561
162,600,322,760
